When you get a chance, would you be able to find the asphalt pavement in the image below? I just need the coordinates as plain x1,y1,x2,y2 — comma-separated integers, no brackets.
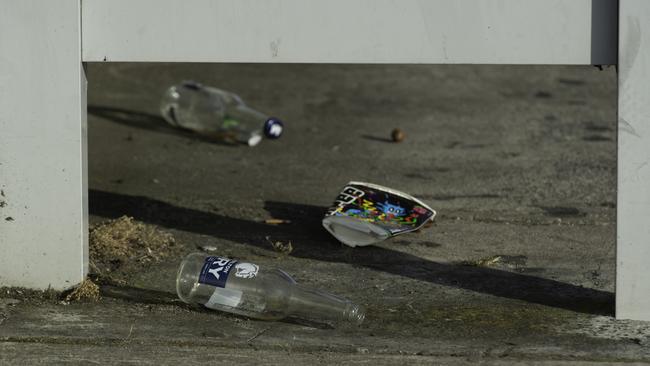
3,63,646,365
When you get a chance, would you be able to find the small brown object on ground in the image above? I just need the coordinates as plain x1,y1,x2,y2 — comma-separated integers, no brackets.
264,218,292,225
391,128,405,143
462,255,527,268
65,278,100,302
265,236,293,255
469,255,504,267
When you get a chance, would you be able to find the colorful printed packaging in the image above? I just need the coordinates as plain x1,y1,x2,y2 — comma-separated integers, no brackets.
322,181,437,247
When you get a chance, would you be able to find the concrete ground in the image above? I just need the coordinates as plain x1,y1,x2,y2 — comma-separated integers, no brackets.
3,63,649,364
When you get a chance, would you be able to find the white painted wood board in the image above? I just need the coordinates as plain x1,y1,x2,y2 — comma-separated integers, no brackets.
617,0,650,321
0,0,88,290
82,0,617,64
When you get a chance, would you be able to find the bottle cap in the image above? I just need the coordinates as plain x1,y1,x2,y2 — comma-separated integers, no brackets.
263,118,284,139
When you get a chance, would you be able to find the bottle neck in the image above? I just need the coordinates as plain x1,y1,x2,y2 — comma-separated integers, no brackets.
287,284,365,325
227,105,267,146
233,104,268,124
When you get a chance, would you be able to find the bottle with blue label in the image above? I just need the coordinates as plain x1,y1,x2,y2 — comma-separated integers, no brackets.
160,81,284,146
176,253,365,325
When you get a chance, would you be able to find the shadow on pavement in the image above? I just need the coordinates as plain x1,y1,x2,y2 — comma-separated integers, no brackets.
97,283,335,328
88,105,238,146
89,189,614,316
98,283,183,306
360,134,393,143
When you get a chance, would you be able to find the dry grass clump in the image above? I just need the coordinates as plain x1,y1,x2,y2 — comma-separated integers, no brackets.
65,279,101,302
89,216,176,277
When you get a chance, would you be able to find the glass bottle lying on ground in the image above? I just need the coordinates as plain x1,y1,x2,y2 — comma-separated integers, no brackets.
176,253,365,326
160,81,284,146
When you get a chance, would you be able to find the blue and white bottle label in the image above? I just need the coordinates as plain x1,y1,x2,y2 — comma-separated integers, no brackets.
232,262,259,278
198,256,238,288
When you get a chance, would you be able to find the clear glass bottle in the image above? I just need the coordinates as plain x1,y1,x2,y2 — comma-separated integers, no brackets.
176,253,365,325
160,81,284,146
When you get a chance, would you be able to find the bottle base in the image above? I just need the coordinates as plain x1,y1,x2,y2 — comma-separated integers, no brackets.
322,216,390,247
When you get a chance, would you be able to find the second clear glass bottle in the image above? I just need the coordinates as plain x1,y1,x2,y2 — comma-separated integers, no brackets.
160,81,284,146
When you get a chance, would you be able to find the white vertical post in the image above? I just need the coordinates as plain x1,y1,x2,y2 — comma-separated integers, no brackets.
617,0,650,321
0,0,87,290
